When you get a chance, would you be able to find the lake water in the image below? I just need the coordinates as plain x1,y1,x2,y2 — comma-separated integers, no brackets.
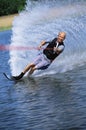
0,0,86,129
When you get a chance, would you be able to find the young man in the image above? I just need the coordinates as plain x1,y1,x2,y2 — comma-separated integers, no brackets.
12,32,66,80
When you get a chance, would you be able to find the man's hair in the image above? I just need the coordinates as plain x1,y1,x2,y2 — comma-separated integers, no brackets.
58,32,66,39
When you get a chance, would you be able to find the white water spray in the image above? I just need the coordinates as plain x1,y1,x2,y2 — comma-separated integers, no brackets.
9,0,86,76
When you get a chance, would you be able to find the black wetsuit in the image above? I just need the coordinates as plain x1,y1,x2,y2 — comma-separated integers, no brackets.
43,38,65,61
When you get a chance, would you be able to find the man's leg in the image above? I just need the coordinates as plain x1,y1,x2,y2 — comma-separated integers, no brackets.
23,63,35,74
12,54,44,80
11,54,42,80
12,63,35,80
23,54,43,74
29,66,37,75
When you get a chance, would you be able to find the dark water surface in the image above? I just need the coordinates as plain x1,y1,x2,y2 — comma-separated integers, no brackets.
0,31,86,130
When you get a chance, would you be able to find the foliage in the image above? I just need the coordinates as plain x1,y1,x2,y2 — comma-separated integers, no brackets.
0,0,26,16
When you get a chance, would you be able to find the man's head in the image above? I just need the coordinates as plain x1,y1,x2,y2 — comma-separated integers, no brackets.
57,32,66,43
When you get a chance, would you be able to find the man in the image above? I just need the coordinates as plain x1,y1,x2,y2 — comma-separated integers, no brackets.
12,32,66,80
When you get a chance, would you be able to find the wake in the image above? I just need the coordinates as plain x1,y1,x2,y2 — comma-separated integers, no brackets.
9,0,86,76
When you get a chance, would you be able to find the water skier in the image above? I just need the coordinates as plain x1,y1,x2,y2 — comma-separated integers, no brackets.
12,32,66,80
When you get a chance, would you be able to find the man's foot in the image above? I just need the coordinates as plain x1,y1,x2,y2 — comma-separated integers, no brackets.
11,72,24,80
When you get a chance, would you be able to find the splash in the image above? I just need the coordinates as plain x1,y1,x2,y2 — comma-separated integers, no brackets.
9,0,86,76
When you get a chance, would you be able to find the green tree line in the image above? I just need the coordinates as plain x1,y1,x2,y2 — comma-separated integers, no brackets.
0,0,26,16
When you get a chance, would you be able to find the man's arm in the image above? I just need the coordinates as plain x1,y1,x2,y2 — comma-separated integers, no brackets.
54,45,64,54
38,40,50,49
38,38,56,49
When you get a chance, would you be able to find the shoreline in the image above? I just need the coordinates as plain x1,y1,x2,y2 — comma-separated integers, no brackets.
0,14,18,31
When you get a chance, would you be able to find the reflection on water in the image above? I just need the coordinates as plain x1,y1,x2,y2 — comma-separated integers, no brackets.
1,69,86,130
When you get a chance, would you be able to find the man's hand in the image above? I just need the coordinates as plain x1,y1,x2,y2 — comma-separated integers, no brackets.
53,47,58,53
53,47,63,54
38,45,42,50
38,40,46,50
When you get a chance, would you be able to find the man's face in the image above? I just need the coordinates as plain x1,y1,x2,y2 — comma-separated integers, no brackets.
57,33,66,43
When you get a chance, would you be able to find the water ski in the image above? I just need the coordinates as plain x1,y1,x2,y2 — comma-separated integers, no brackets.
3,73,18,81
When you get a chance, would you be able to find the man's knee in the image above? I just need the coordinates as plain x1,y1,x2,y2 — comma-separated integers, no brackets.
29,63,35,67
29,66,37,75
32,66,37,71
